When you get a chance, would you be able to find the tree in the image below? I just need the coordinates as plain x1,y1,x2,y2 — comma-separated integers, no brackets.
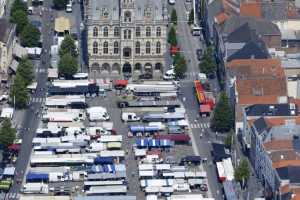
0,118,16,149
53,0,68,10
10,74,29,109
211,92,234,133
174,54,187,78
188,9,194,25
168,26,177,46
234,159,250,190
10,0,27,16
59,35,78,57
58,53,78,78
199,47,216,75
10,10,28,34
171,9,177,25
20,23,41,47
17,57,35,86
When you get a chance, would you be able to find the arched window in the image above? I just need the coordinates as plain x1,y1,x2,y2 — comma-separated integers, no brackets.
136,27,141,37
156,42,161,54
146,27,151,37
135,42,140,54
113,41,119,54
93,41,98,54
114,27,119,37
103,27,108,37
93,27,98,37
156,27,161,37
146,41,151,54
103,41,108,54
124,11,131,22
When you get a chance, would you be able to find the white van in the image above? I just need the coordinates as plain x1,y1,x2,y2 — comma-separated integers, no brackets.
163,69,175,80
87,107,110,121
121,112,140,122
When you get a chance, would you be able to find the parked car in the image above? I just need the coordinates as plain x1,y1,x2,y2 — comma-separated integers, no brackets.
168,0,176,5
139,73,153,80
196,49,203,61
66,4,72,12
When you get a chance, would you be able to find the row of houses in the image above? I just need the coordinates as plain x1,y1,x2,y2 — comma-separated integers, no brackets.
200,0,300,199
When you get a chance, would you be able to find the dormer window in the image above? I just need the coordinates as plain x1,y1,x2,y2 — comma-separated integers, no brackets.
124,11,131,22
102,8,109,18
145,7,151,17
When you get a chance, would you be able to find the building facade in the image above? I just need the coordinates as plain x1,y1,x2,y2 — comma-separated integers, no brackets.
0,0,6,17
86,0,168,79
0,19,16,78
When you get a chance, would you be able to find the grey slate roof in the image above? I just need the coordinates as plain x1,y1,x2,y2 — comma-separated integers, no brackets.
245,104,298,117
253,117,268,134
277,166,300,184
227,40,269,62
222,15,281,37
0,18,14,43
226,23,256,43
261,0,288,21
90,0,166,22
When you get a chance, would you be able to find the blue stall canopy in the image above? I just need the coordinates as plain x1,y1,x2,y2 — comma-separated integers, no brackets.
91,165,104,173
26,172,49,182
103,164,115,173
136,139,149,148
148,139,160,147
160,139,172,147
130,125,144,133
94,156,114,165
144,126,160,132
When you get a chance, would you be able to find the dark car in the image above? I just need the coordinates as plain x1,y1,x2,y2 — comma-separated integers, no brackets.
139,73,153,79
196,49,203,61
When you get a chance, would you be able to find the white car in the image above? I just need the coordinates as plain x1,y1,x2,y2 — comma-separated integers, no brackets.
163,69,176,80
168,0,176,5
66,4,72,12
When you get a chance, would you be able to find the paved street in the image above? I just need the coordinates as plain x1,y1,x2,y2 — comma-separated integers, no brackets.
6,0,53,199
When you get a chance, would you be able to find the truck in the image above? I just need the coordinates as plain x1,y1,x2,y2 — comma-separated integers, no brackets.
117,100,181,108
42,110,85,122
194,80,215,117
22,183,49,194
87,107,110,121
126,84,178,93
142,112,185,122
121,112,140,122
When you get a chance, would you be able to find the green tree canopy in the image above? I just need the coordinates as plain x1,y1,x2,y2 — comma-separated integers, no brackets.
211,92,234,133
234,159,250,189
17,57,35,86
10,74,29,109
188,9,194,25
0,118,16,149
58,53,78,78
174,54,187,78
10,0,27,16
59,35,77,57
171,9,177,25
53,0,68,10
224,130,235,150
20,23,41,47
199,47,216,75
10,10,28,34
168,26,177,46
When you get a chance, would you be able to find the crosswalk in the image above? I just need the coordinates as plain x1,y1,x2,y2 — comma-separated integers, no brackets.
5,192,20,200
190,122,210,129
30,97,45,103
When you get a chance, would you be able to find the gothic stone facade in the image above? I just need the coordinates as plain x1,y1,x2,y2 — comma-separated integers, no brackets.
86,0,168,78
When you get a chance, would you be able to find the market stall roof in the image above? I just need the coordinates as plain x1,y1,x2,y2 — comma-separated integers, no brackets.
148,139,160,147
136,139,149,147
8,144,20,151
54,17,70,33
1,107,14,119
48,68,58,79
3,167,15,176
159,139,172,147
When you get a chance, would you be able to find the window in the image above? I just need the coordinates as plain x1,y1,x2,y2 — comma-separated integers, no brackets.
124,11,131,22
146,27,151,37
93,27,98,37
114,27,119,37
128,30,131,39
136,27,141,37
156,27,161,37
146,41,151,54
156,42,161,54
124,29,131,39
114,41,119,54
103,41,108,54
93,42,98,54
103,27,108,37
135,42,140,54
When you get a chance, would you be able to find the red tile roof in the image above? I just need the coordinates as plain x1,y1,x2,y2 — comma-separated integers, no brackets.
264,140,293,152
240,2,262,18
